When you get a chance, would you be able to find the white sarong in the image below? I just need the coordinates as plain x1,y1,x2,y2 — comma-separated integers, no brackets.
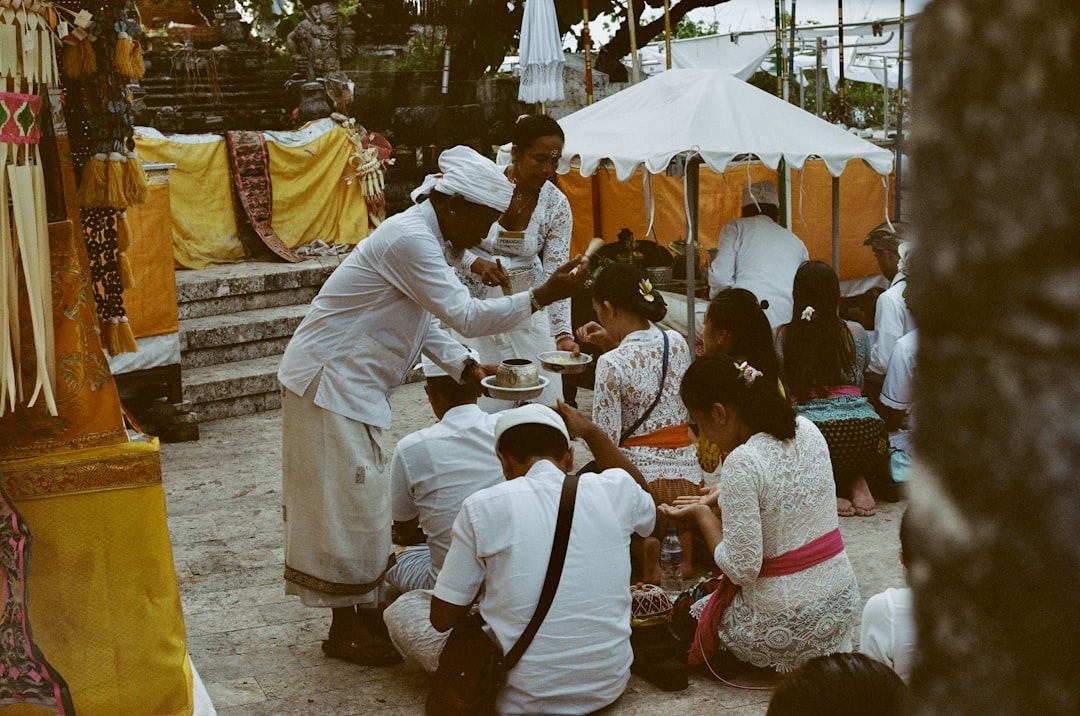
282,372,392,607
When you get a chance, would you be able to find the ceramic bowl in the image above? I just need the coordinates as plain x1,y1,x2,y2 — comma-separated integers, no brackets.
495,358,540,388
481,375,549,402
537,351,593,375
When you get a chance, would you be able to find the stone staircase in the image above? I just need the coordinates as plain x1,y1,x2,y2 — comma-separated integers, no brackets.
175,256,346,422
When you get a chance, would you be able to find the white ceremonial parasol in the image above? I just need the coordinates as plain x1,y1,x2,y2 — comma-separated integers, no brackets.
518,0,565,104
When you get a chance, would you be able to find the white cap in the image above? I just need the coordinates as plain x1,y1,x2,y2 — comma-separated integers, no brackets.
494,404,570,450
741,180,779,208
421,348,480,379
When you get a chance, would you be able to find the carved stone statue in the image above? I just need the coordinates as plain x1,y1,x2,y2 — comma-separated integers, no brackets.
287,1,355,81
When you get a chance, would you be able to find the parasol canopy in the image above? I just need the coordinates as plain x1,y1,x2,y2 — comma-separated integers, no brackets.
557,68,894,180
517,0,565,103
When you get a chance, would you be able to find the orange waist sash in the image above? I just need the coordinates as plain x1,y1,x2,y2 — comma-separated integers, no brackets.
621,423,693,449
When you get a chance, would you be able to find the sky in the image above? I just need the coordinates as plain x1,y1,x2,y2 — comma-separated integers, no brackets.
574,0,930,46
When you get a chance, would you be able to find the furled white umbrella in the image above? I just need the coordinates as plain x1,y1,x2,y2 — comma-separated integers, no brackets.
518,0,565,104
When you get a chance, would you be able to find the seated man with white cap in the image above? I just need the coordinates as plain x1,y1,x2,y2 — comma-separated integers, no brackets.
428,403,655,714
278,146,590,668
708,180,809,329
383,349,505,595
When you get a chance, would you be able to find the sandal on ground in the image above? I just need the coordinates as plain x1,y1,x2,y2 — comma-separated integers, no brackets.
322,633,402,667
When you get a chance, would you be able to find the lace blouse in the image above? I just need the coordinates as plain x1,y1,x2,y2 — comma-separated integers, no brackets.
455,181,573,338
592,326,701,485
711,416,860,671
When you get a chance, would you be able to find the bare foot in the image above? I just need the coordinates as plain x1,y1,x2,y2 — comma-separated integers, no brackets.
850,477,876,516
836,496,856,517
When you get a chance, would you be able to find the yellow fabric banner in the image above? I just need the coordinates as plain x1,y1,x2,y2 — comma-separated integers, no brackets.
6,440,193,716
266,125,370,248
135,137,247,270
123,178,180,338
559,160,894,281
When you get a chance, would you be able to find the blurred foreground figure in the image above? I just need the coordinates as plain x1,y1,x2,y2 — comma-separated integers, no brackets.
908,1,1080,713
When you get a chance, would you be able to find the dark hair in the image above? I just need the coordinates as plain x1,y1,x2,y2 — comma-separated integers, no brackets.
742,202,780,221
591,262,667,323
863,220,908,251
680,354,796,441
511,114,565,150
766,653,909,716
782,260,857,404
426,375,479,405
706,288,780,382
496,424,569,463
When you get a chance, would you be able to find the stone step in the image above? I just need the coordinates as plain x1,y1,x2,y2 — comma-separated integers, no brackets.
182,354,282,422
175,256,345,320
180,304,309,369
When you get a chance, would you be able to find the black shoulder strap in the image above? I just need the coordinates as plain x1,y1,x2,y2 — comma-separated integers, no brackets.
502,472,579,671
619,330,670,446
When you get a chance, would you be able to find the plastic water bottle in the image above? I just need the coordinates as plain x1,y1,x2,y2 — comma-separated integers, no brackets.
660,527,684,600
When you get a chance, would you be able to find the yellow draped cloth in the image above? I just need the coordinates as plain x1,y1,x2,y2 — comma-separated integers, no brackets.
0,221,192,716
136,119,370,269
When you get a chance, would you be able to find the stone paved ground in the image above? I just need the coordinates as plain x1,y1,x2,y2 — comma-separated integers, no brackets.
161,382,906,716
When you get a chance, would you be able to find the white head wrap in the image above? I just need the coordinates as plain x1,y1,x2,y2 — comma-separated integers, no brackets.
897,241,912,275
410,145,514,213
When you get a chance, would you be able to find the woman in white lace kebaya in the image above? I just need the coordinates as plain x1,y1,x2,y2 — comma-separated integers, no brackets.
578,262,703,580
662,355,860,674
452,115,578,409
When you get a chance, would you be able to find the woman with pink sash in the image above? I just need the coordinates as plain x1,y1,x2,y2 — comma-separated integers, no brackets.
661,355,860,674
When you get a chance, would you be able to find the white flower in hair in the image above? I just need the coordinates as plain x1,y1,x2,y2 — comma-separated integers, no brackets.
801,306,816,321
735,361,763,385
638,278,655,303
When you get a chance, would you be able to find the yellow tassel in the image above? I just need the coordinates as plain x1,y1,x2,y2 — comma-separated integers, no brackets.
115,318,138,354
105,153,126,208
128,40,145,80
118,253,136,289
62,40,97,78
114,33,134,77
106,319,121,355
123,152,149,205
117,211,133,252
78,154,108,207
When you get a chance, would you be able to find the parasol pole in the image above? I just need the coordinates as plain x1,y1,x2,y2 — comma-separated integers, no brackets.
894,0,906,219
832,175,841,271
773,0,783,97
583,0,594,105
788,0,797,102
816,36,824,118
685,156,700,350
627,0,641,83
663,0,672,69
837,0,846,123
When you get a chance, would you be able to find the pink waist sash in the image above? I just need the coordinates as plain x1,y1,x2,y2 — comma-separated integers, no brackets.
688,528,845,666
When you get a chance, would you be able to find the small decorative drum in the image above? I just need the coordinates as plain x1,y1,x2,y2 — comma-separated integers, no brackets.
631,583,674,627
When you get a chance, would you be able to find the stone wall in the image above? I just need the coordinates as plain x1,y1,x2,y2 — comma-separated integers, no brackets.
908,1,1080,713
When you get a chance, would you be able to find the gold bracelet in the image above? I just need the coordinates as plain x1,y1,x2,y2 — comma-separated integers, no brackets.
529,288,544,312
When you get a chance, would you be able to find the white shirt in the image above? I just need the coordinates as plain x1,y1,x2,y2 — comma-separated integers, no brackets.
708,215,810,329
869,273,915,376
390,404,504,584
881,329,917,453
860,586,916,683
278,201,532,428
880,330,917,413
435,460,655,715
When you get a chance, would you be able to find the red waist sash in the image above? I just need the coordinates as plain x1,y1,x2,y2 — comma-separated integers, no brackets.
687,527,845,666
621,423,693,449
